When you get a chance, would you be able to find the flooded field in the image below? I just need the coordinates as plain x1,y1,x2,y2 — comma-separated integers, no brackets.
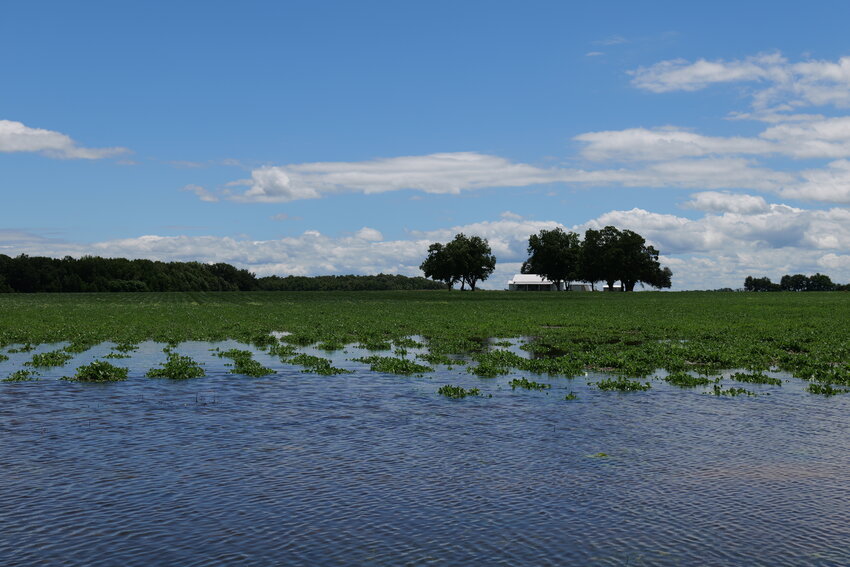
3,340,850,566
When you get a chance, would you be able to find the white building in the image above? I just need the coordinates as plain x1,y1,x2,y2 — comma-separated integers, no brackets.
507,274,592,291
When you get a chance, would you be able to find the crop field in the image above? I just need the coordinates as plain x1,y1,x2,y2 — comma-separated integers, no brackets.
2,290,850,395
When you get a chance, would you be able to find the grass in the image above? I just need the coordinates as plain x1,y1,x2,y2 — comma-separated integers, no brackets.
0,291,849,395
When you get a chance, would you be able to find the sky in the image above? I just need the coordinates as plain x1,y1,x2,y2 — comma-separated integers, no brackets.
4,0,850,290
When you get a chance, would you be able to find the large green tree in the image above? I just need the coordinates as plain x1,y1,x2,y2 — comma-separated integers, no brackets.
578,226,672,291
524,228,581,290
420,233,496,291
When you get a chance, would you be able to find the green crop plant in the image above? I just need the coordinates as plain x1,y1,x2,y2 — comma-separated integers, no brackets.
807,383,850,396
509,377,551,391
146,352,206,380
25,350,74,368
63,360,129,383
729,372,782,386
216,349,275,377
664,372,714,388
709,385,756,397
353,355,432,375
437,384,481,399
594,377,651,392
287,354,351,375
3,369,39,382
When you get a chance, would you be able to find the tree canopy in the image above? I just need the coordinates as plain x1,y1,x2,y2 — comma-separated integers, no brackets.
0,254,445,293
525,226,672,291
745,273,845,292
420,233,496,291
523,228,581,290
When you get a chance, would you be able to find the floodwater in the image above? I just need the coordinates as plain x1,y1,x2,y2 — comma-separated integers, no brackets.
2,341,850,566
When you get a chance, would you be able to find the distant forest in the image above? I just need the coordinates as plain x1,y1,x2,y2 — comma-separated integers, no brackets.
744,273,850,292
0,254,446,293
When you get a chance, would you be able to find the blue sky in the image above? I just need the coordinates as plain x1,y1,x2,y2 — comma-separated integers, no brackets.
4,0,850,289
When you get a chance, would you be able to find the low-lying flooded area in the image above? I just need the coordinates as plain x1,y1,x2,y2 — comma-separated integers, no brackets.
3,338,850,565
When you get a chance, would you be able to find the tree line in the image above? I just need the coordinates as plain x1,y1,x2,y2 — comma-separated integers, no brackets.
0,254,445,293
421,226,672,291
744,274,850,292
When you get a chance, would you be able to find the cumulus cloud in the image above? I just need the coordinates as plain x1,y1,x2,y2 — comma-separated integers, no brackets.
0,119,128,159
230,152,566,202
6,200,850,290
682,191,769,214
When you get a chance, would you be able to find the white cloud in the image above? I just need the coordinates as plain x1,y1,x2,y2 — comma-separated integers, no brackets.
576,127,774,161
630,52,850,111
682,191,769,214
6,201,850,290
230,152,566,202
181,184,219,202
0,119,128,159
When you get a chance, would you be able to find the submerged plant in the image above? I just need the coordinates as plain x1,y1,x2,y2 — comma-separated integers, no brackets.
807,383,850,396
594,377,651,392
709,384,756,397
146,352,206,380
664,371,714,388
216,349,275,377
287,353,352,375
564,392,578,400
3,369,38,382
25,350,73,368
353,355,432,375
8,343,35,353
63,360,129,383
509,377,551,391
437,384,481,399
729,372,782,386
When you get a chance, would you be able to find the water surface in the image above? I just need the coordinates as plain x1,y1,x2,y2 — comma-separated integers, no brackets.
2,343,850,566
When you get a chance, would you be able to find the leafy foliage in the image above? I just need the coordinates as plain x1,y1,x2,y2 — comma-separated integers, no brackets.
146,352,206,380
353,356,432,375
63,360,128,382
215,349,275,377
509,377,551,391
437,384,481,399
26,350,73,368
420,233,496,291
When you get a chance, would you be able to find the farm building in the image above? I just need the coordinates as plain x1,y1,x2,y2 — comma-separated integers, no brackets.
507,274,591,291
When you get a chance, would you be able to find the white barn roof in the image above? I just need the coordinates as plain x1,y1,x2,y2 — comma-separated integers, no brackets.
507,274,555,285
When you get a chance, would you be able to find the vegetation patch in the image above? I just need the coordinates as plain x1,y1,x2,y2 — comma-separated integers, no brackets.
437,384,481,399
353,356,432,375
807,383,850,396
730,372,782,386
287,353,352,375
664,371,714,388
26,350,74,368
709,385,756,397
63,360,129,383
216,349,275,377
594,377,651,392
3,369,38,382
509,377,551,391
564,392,578,400
8,343,35,353
146,352,206,380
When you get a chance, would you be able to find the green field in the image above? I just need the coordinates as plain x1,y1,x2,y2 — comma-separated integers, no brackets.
2,291,850,392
